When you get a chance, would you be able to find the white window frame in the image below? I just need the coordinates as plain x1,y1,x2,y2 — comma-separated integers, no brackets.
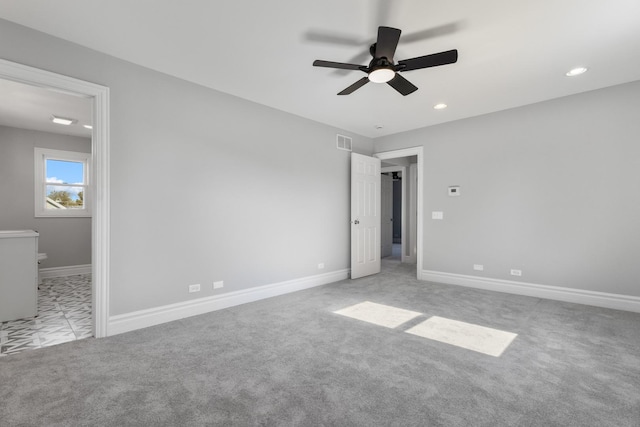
35,147,91,217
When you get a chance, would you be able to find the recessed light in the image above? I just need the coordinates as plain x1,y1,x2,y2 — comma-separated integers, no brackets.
83,125,93,130
566,67,587,77
51,115,76,126
434,103,448,110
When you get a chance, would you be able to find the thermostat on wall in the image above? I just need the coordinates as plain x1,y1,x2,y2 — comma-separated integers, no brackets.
448,186,461,196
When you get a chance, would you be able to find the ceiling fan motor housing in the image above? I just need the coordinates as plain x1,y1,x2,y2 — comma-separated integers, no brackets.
368,56,394,71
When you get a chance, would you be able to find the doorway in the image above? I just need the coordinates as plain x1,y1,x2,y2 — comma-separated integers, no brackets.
375,147,423,278
380,165,410,263
0,58,110,340
0,79,93,354
381,170,406,262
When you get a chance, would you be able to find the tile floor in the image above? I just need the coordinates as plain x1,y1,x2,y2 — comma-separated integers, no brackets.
0,274,92,357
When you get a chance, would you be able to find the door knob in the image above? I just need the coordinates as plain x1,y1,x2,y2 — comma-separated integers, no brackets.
354,219,360,225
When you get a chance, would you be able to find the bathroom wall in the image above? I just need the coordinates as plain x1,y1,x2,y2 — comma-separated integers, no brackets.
0,125,92,268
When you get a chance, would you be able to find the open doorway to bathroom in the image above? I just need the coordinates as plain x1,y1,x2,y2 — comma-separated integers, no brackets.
0,77,94,356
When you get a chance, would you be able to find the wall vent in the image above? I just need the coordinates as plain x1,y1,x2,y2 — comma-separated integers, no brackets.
336,134,352,151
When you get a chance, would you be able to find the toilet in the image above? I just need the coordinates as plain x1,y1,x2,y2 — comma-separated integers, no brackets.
38,252,47,285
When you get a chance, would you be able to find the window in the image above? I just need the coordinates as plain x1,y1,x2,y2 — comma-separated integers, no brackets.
34,148,91,217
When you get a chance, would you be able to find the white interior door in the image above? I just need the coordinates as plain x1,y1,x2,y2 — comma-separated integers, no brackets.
381,173,393,258
351,153,381,279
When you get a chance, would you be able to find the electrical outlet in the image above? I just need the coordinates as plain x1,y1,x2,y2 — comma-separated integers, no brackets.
189,284,201,293
213,281,224,289
510,269,522,277
318,263,325,269
432,211,444,220
473,264,484,271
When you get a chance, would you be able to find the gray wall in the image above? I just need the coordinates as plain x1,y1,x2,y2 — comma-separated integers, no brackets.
0,19,373,315
0,125,91,268
375,81,640,297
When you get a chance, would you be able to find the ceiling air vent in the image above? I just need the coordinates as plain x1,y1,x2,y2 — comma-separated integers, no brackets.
336,134,352,151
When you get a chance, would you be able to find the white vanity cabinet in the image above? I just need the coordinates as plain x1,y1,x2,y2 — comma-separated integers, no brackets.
0,230,39,322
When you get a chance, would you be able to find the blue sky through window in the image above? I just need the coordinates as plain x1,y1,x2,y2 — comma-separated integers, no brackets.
46,159,84,184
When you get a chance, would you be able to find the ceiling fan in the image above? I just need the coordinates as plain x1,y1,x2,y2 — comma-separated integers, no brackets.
313,26,458,96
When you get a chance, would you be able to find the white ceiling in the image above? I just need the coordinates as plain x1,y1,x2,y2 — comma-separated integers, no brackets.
1,0,640,138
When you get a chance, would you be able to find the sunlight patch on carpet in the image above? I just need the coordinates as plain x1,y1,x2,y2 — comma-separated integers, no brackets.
333,301,422,328
405,316,517,357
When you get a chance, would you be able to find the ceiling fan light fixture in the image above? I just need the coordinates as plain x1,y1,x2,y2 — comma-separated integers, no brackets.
368,68,395,83
566,67,588,77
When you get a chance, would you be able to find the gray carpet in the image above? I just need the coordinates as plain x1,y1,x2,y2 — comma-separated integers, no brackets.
1,259,639,426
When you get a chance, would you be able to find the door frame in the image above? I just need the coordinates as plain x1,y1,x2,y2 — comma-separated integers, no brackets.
0,58,110,338
375,146,423,277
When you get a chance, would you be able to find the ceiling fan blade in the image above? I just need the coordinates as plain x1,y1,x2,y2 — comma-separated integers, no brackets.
332,51,374,76
387,74,418,96
400,22,462,44
313,60,364,71
375,26,401,60
397,49,458,72
374,0,392,26
304,30,364,46
338,77,370,95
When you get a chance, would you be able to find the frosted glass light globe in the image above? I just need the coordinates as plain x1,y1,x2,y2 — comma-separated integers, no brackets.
368,68,395,83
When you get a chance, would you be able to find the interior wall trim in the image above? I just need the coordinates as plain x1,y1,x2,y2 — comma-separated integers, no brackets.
107,269,350,336
421,269,640,313
40,264,92,279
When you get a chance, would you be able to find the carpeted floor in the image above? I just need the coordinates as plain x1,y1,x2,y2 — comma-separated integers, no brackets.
1,259,639,426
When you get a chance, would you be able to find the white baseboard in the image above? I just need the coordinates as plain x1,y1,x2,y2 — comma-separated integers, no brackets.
421,269,640,313
108,268,350,336
40,264,92,278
